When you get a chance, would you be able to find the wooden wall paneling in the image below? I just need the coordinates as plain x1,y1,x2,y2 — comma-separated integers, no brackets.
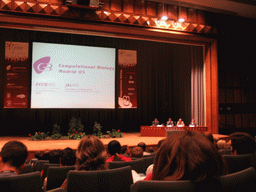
123,0,134,13
242,89,250,103
226,89,234,103
110,0,122,11
250,114,256,127
219,88,225,103
167,5,177,21
197,9,205,25
250,89,256,103
227,114,234,127
157,3,164,18
187,8,197,23
235,114,242,127
135,0,145,15
225,72,233,87
179,6,187,22
234,89,241,103
242,114,250,127
145,1,156,17
101,0,111,10
219,114,226,128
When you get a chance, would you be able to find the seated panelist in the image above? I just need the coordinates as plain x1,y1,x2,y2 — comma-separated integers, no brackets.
152,118,159,126
166,118,174,126
189,119,197,127
176,118,185,127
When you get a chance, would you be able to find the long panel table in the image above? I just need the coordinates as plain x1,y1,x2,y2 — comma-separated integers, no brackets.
140,126,208,137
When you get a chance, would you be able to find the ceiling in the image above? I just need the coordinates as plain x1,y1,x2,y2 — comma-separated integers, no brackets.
149,0,256,19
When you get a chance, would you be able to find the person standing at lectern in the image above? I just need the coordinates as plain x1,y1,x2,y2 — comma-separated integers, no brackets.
176,118,185,127
152,118,159,126
166,118,174,126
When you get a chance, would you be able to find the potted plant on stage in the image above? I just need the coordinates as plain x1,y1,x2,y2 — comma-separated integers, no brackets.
92,122,103,138
67,117,86,140
51,123,62,139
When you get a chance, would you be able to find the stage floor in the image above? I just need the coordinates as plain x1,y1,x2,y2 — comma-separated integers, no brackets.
0,132,229,152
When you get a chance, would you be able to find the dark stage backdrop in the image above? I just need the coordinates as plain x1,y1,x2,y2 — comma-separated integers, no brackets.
0,28,203,136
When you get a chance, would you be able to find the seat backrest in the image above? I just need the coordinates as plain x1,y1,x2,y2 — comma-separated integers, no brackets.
220,167,256,192
130,167,256,192
66,166,133,192
108,157,154,174
20,164,34,174
42,163,60,181
0,171,43,192
46,165,76,190
130,180,197,192
33,160,49,172
223,154,256,174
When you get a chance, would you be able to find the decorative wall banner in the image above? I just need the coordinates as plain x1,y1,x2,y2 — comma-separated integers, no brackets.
118,49,137,108
4,42,29,108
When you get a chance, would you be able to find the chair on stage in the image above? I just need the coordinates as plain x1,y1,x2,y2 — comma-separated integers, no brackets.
130,167,256,192
0,171,43,192
46,165,76,191
108,156,154,175
223,154,256,174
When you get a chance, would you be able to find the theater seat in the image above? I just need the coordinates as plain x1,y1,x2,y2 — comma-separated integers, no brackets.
46,166,76,190
108,156,154,174
130,167,256,192
66,166,133,192
223,154,256,174
0,171,43,192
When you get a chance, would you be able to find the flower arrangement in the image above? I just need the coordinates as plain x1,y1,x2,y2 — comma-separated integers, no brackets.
51,123,62,139
107,129,123,138
29,132,48,140
68,117,84,134
68,132,86,140
92,122,103,138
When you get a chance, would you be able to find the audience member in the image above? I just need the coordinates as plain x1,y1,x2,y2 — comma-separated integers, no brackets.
49,149,62,164
144,130,226,182
137,142,151,156
130,147,143,158
61,135,108,189
0,141,28,177
41,149,51,160
60,147,76,166
230,132,256,155
106,140,132,162
121,145,131,157
43,147,76,191
217,140,231,155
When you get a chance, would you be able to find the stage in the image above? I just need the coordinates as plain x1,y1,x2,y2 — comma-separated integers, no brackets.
0,132,229,161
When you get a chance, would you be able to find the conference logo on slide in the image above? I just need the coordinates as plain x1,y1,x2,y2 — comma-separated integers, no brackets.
33,57,52,74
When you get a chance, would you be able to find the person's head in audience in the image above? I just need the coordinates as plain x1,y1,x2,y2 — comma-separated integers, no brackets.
137,142,147,152
130,146,143,158
230,132,256,155
60,147,76,166
121,145,131,156
76,135,108,171
49,149,62,164
41,149,51,160
158,139,165,149
203,132,215,145
217,140,227,150
152,130,225,182
34,151,43,160
0,141,28,174
108,140,122,156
